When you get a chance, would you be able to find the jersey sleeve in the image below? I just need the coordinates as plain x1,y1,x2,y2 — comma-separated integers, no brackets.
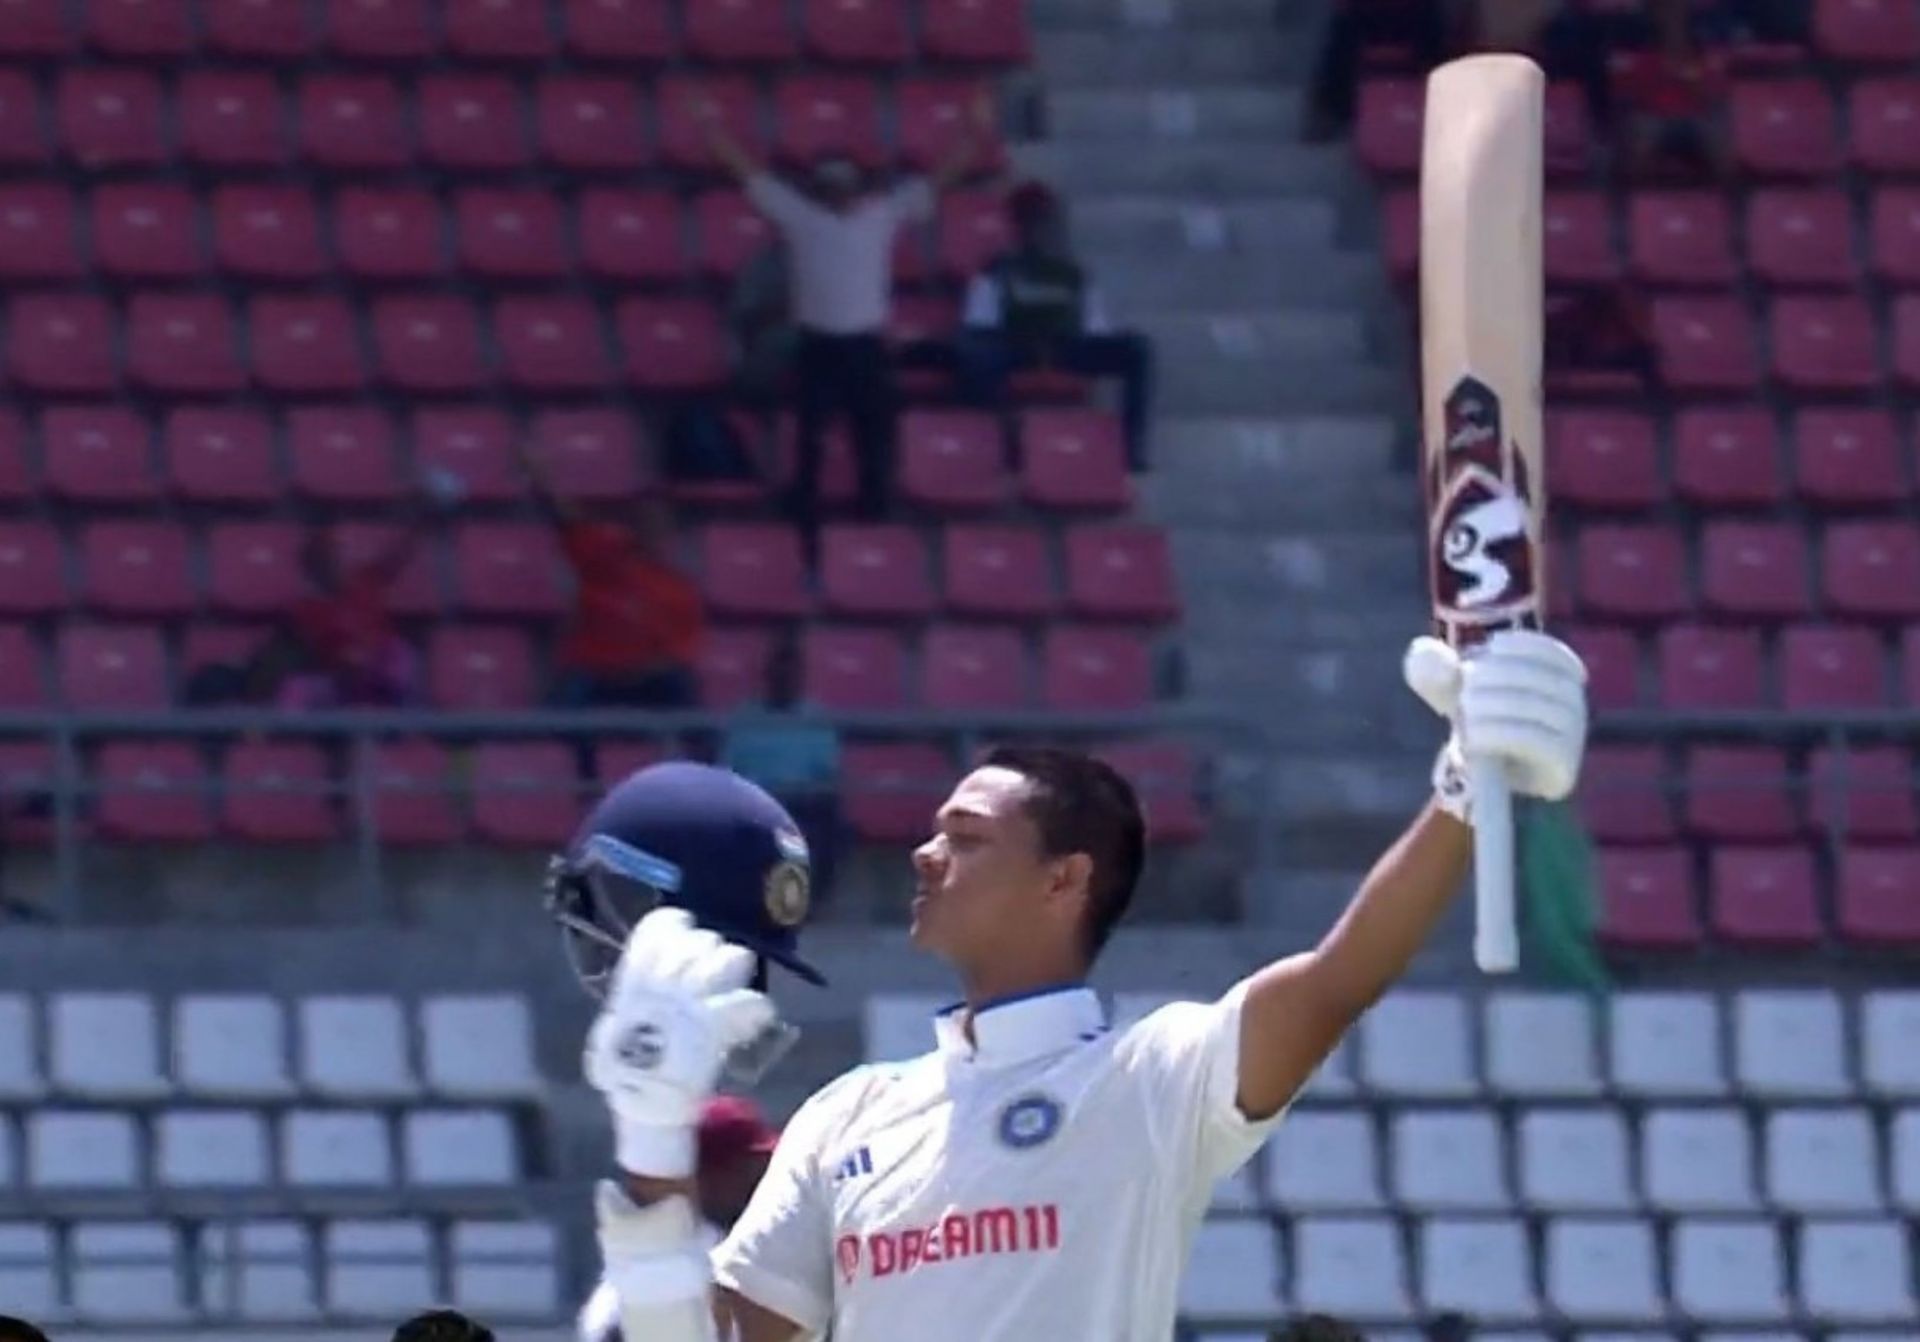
710,1082,842,1336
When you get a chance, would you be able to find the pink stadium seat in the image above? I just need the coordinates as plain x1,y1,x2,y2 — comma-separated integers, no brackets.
365,738,463,846
81,522,193,618
1355,78,1423,175
326,0,434,57
1043,626,1152,711
775,77,885,167
900,411,1009,511
898,80,1001,172
287,406,400,504
766,416,855,507
207,523,308,617
179,73,288,168
471,743,581,848
428,626,537,709
1771,295,1878,392
1563,625,1640,711
1746,189,1856,287
700,525,809,618
923,624,1029,710
937,191,1013,279
1730,79,1839,176
1544,191,1617,283
686,0,796,60
205,0,313,56
1097,740,1205,842
1868,188,1920,286
921,0,1027,60
57,69,165,167
1793,409,1906,506
1825,522,1920,619
657,75,763,171
1579,744,1675,843
1021,410,1130,512
1781,623,1888,709
8,294,115,393
1700,521,1810,619
1547,409,1660,508
1710,845,1822,946
373,295,487,393
804,0,910,62
595,740,671,788
299,74,410,169
1902,625,1920,703
1814,0,1920,60
889,292,958,344
1658,623,1766,709
801,626,908,709
1810,746,1917,841
0,523,68,617
1542,80,1592,175
58,624,167,709
421,75,531,170
455,188,568,279
222,741,338,844
413,407,518,504
1651,296,1760,391
251,295,367,395
1672,406,1784,507
330,524,439,616
1065,525,1180,623
0,184,81,280
529,408,646,502
820,525,935,618
43,408,157,502
843,741,951,842
692,190,778,278
0,411,26,502
334,189,446,280
1893,296,1920,392
453,523,567,619
1686,744,1798,841
617,298,726,390
537,77,649,171
1837,846,1920,943
580,190,685,281
1381,189,1418,283
563,0,676,59
496,297,613,393
0,626,44,707
1577,525,1688,620
96,742,213,844
0,0,72,54
696,626,774,709
0,71,46,163
127,293,245,394
90,183,201,279
944,524,1055,619
1597,846,1701,948
1850,79,1920,173
446,0,556,58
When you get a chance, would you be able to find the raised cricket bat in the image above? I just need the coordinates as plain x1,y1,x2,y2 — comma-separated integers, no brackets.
1419,55,1547,974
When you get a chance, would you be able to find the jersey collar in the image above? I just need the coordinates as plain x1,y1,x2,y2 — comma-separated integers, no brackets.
932,983,1106,1067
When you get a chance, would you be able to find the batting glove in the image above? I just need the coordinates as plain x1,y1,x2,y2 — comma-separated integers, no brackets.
584,907,778,1179
1403,628,1589,823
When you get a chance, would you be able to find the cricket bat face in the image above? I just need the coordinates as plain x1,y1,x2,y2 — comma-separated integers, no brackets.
1420,55,1548,652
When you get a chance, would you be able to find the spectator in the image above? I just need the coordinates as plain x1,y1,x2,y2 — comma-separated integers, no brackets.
1304,0,1452,140
0,1317,50,1342
727,240,798,404
1428,1311,1474,1342
694,94,994,544
519,447,702,710
1272,1314,1369,1342
721,633,843,903
1614,0,1732,182
956,183,1156,472
392,1309,495,1342
272,524,426,710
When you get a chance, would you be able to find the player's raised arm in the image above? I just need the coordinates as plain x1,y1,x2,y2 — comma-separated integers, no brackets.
1231,630,1588,1121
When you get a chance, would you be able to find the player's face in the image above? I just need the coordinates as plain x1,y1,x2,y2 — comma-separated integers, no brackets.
910,767,1074,969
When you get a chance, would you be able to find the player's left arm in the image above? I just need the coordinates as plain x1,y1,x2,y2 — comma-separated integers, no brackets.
1230,629,1588,1120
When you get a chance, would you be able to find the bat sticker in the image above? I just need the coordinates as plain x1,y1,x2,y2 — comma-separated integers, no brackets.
1428,375,1541,643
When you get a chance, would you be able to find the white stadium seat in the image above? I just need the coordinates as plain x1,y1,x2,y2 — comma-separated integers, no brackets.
1764,1108,1881,1213
283,1110,393,1187
71,1221,188,1323
324,1219,436,1318
1671,1218,1789,1323
1418,1216,1537,1319
1641,1108,1758,1211
155,1109,271,1188
173,995,295,1099
1291,1216,1412,1318
51,992,168,1100
1391,1110,1508,1210
450,1219,562,1319
1609,993,1726,1097
1210,1162,1261,1212
1734,990,1849,1098
0,1222,58,1318
862,993,946,1063
402,1109,518,1186
1359,992,1477,1097
1797,1219,1916,1322
1891,1109,1920,1211
1178,1218,1284,1317
1483,992,1602,1096
198,1219,319,1322
0,995,44,1099
1263,1109,1382,1210
0,1114,13,1189
28,1110,139,1190
1543,1218,1663,1322
1302,1035,1358,1099
1518,1108,1635,1211
1860,991,1920,1097
298,996,416,1100
1697,1334,1802,1342
421,994,543,1099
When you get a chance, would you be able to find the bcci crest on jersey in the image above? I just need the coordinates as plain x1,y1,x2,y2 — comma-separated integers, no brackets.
996,1093,1062,1150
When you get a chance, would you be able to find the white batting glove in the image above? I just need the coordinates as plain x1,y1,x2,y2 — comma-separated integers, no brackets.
1403,628,1589,824
583,907,778,1179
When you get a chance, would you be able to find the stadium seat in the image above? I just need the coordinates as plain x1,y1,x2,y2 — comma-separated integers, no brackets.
529,407,647,501
579,189,685,280
331,524,440,616
51,992,167,1100
1421,1218,1536,1320
0,0,71,55
298,996,416,1101
470,742,579,846
1861,992,1920,1098
1853,75,1920,172
9,294,117,394
686,0,796,60
700,524,809,617
421,995,541,1101
402,1109,517,1186
1518,1109,1633,1210
1673,1219,1790,1322
1657,623,1766,710
180,71,289,168
215,186,326,279
1824,522,1920,619
695,626,775,709
1897,295,1920,391
1800,1220,1916,1322
1042,626,1153,711
537,77,650,172
1780,624,1888,709
1547,409,1660,508
448,1220,562,1320
1814,0,1920,60
1731,79,1839,176
1178,1219,1285,1318
324,0,432,57
155,1110,271,1189
1746,189,1857,286
71,1221,188,1323
127,293,247,393
775,76,885,167
299,74,410,169
365,739,462,845
943,524,1056,618
1265,1110,1383,1210
97,742,215,843
1562,626,1637,711
0,183,80,280
58,623,168,709
1627,191,1738,285
222,741,338,844
1838,846,1920,943
197,1220,319,1323
1766,1108,1880,1212
452,523,565,619
1544,191,1616,284
1809,747,1917,840
1651,295,1761,391
207,522,307,617
165,407,279,505
691,189,778,278
58,68,167,167
1673,407,1785,506
1381,189,1419,283
372,295,488,392
0,998,42,1101
1355,78,1423,175
616,297,726,389
173,995,296,1100
1065,525,1180,622
335,188,446,279
562,0,674,58
820,524,936,618
204,0,312,56
1097,738,1206,841
456,189,569,279
0,522,71,616
287,406,400,503
921,0,1028,60
1685,745,1797,841
1611,992,1726,1096
1643,1107,1756,1211
805,0,911,62
1771,295,1879,392
900,410,1010,510
325,1219,436,1319
1291,1217,1412,1319
427,626,537,710
496,296,614,392
937,190,1013,278
1709,845,1822,945
1021,409,1131,512
1358,992,1475,1097
1543,1219,1663,1322
656,74,764,171
1735,989,1849,1097
801,626,908,710
81,521,194,618
1699,522,1809,619
1868,187,1920,286
1483,994,1602,1097
1391,1110,1507,1210
1794,409,1907,507
922,624,1028,709
29,1110,139,1189
0,628,43,708
413,407,520,503
840,741,951,841
0,71,47,163
446,0,555,58
1579,744,1675,842
1576,525,1688,620
284,1109,392,1187
420,75,530,170
82,4,186,65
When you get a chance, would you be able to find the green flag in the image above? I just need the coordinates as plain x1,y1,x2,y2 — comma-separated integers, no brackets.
1517,798,1610,994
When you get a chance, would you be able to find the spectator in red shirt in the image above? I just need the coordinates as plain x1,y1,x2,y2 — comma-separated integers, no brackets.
1616,0,1732,181
273,527,424,710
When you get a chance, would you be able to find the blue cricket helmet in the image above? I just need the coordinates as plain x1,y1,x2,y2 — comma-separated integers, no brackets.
546,761,827,996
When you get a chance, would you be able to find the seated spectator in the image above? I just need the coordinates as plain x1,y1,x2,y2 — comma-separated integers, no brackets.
721,634,843,902
1613,0,1732,182
0,1316,51,1342
273,524,425,710
392,1309,494,1342
956,183,1156,472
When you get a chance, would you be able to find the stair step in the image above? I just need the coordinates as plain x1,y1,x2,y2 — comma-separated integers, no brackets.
1147,470,1416,530
1032,0,1294,31
1034,29,1313,86
1070,196,1338,255
1015,140,1344,198
1172,531,1423,595
1096,248,1382,313
1047,87,1303,142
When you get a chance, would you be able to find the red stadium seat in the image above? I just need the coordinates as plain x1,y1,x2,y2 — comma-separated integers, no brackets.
1672,407,1785,507
43,407,157,502
496,297,613,393
1868,188,1920,287
921,0,1027,60
617,298,725,390
1097,740,1205,842
1710,845,1822,946
692,190,778,278
1579,744,1675,843
1901,625,1920,703
580,190,685,281
842,741,951,842
471,744,580,848
287,407,400,504
9,295,116,394
1658,623,1766,710
205,0,313,56
0,412,26,502
453,523,568,619
1355,78,1422,175
1825,521,1920,619
1781,623,1888,709
1746,189,1857,287
222,741,338,844
1042,626,1152,711
420,75,530,170
529,408,646,502
58,624,167,709
1699,521,1810,619
334,189,446,280
325,0,433,57
96,742,213,844
0,71,46,164
922,624,1029,710
251,296,367,395
889,294,958,345
446,0,556,58
455,189,568,279
0,626,44,708
1686,745,1798,841
298,75,410,169
1542,80,1593,175
944,525,1055,619
656,75,764,172
90,183,201,279
801,626,907,710
214,186,326,279
1850,78,1920,173
1793,409,1906,507
804,0,910,62
0,0,72,54
1563,625,1640,711
373,295,487,393
1810,746,1917,841
1381,189,1419,283
1771,295,1879,392
1597,846,1701,948
0,523,69,617
563,0,675,60
1021,410,1130,512
330,524,439,616
207,523,307,617
900,411,1009,511
127,294,245,394
57,69,165,167
0,185,80,280
1577,525,1688,620
1731,79,1839,176
596,741,673,789
1065,525,1179,623
1837,846,1920,944
1544,191,1617,284
537,77,649,172
897,80,1001,172
820,525,935,618
701,524,809,618
179,72,287,168
685,0,796,60
1651,296,1760,392
365,739,463,846
413,407,517,504
775,77,885,167
1547,409,1660,508
1893,296,1920,392
428,626,537,709
937,191,1013,279
696,627,774,709
81,521,193,618
1813,0,1920,61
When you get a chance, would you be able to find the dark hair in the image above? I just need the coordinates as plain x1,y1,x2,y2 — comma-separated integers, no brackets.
1271,1314,1369,1342
0,1317,51,1342
980,745,1144,961
392,1309,496,1342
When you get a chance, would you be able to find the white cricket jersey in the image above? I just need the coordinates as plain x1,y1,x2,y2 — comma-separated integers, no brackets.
711,982,1283,1341
746,173,932,335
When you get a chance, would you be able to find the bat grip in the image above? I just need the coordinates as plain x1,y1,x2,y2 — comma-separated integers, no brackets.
1469,752,1519,973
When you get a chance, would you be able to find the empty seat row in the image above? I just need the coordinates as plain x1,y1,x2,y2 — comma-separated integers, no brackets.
1,1215,558,1324
0,992,540,1102
1569,622,1920,713
1582,742,1920,842
1647,293,1920,395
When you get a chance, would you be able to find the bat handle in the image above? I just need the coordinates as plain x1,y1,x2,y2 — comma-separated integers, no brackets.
1469,751,1520,974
